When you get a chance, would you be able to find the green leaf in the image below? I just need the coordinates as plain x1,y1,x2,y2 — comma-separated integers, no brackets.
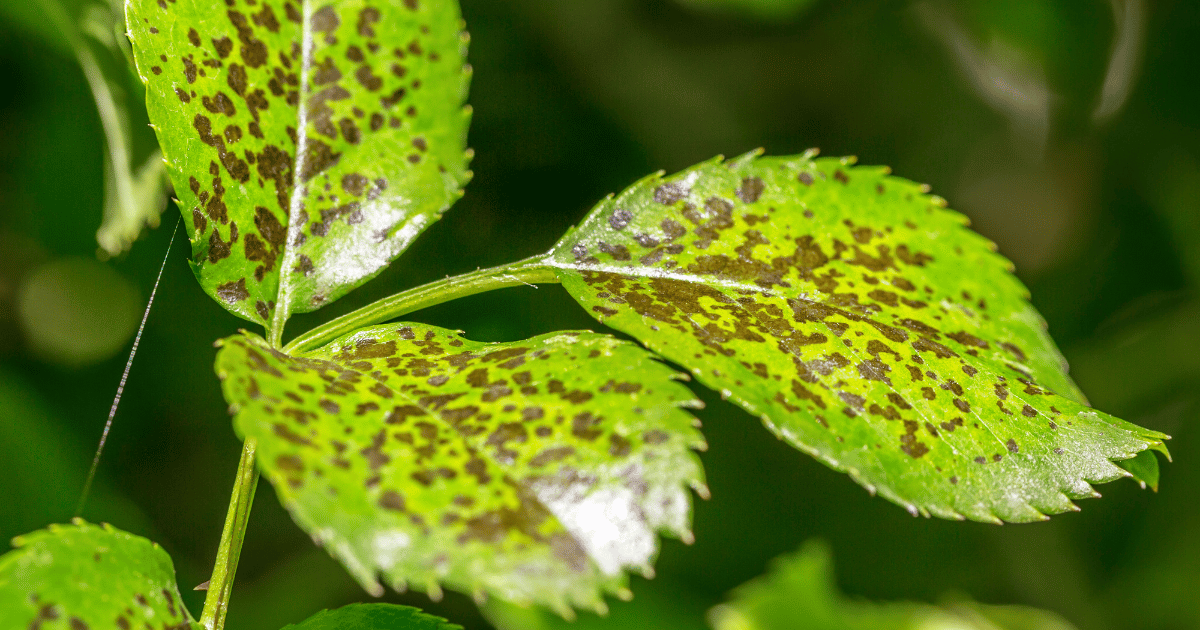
1115,449,1161,492
0,520,198,630
128,0,472,327
482,575,711,630
709,540,1078,630
547,150,1168,523
282,603,461,630
215,324,706,613
97,149,170,257
30,0,171,256
674,0,822,21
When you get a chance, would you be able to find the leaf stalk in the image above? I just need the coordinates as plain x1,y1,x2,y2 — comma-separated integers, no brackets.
198,437,260,630
283,254,561,354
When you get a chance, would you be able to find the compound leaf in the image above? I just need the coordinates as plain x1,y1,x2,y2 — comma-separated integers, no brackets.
709,540,1078,630
547,150,1168,523
128,0,472,326
282,603,461,630
216,324,705,613
0,520,197,630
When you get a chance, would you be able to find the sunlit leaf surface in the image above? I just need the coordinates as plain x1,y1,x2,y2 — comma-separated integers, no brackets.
282,603,461,629
548,151,1167,523
216,324,705,613
0,520,197,630
709,540,1078,630
128,0,472,325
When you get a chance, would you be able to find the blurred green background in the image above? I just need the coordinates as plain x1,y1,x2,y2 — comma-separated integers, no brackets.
1,0,1198,628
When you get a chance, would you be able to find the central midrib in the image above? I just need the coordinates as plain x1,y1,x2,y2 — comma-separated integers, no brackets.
270,0,315,346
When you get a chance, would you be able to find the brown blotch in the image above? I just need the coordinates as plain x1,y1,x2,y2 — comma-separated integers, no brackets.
736,176,764,203
378,490,406,511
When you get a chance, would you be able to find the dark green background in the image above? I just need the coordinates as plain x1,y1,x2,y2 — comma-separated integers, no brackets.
1,1,1197,628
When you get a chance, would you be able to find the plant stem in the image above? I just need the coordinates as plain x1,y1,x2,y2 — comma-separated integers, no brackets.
283,254,561,354
198,437,259,630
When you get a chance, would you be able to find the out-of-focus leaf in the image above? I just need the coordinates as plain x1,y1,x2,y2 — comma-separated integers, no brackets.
215,324,705,614
29,0,170,256
709,540,1078,630
547,150,1167,523
0,520,198,630
482,575,710,630
674,0,821,21
96,149,170,257
281,603,461,630
127,0,472,327
1115,449,1160,491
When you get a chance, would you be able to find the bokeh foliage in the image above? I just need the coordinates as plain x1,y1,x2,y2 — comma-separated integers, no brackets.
1,0,1198,629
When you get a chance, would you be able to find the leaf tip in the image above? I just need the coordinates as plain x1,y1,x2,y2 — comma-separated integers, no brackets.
551,599,577,621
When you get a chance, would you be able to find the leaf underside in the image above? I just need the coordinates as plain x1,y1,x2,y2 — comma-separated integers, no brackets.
283,603,462,629
128,0,472,325
216,324,705,613
0,520,197,630
709,540,1078,630
549,151,1167,524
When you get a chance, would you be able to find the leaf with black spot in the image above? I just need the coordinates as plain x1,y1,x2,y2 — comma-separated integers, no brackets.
546,150,1168,523
215,324,706,614
128,0,472,326
0,520,198,630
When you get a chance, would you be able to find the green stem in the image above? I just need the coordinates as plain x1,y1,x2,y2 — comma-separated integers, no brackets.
283,254,561,354
198,437,260,630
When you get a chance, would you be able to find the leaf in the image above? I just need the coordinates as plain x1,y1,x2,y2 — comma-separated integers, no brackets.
31,0,171,256
127,0,472,326
1116,449,1160,492
482,575,711,630
674,0,822,21
281,603,461,630
79,1,172,257
0,520,198,630
215,324,706,613
708,540,1078,630
547,150,1168,523
97,150,171,257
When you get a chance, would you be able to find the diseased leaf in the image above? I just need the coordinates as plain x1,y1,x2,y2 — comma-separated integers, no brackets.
0,520,198,630
281,603,462,630
708,540,1078,630
215,324,705,613
547,150,1168,523
128,0,472,326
